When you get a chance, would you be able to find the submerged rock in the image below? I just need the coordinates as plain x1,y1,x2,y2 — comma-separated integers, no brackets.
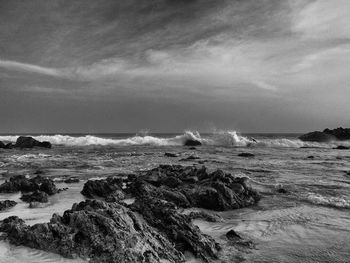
226,230,241,241
15,136,52,149
63,177,80,183
0,200,185,263
164,152,179,157
0,200,17,211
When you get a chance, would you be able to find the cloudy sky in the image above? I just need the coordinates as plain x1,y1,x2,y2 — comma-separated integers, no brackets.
0,0,349,133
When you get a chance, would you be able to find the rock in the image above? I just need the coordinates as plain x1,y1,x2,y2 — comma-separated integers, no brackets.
134,165,260,211
238,153,255,158
188,211,222,222
226,230,241,241
20,190,49,203
4,143,13,149
334,145,349,150
164,152,179,157
323,127,350,140
0,175,58,195
15,136,52,149
299,128,350,142
277,188,288,194
132,197,220,263
0,200,17,211
184,139,201,146
81,177,124,198
0,141,5,148
63,177,80,183
307,155,315,159
189,147,197,150
0,200,185,263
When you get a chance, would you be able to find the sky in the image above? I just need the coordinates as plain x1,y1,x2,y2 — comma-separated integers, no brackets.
0,0,349,133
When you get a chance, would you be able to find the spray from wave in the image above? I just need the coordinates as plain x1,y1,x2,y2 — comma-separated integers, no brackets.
0,131,346,148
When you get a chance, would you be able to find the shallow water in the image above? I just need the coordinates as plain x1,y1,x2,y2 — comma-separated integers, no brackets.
0,133,350,262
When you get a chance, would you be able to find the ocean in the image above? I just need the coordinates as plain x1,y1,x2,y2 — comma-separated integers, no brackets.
0,131,350,263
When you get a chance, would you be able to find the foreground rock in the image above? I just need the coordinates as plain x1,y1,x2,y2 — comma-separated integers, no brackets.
0,200,17,211
299,127,350,142
0,200,184,263
0,175,58,195
334,145,349,150
15,136,52,149
238,153,255,158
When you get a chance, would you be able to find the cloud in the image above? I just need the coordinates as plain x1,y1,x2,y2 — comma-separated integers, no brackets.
0,59,61,77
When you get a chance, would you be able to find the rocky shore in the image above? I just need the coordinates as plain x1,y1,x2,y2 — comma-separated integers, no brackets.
0,164,260,263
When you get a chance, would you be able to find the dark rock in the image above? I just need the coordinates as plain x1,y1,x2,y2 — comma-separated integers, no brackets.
20,190,48,203
277,188,288,194
0,200,17,211
0,200,185,263
334,145,349,150
226,230,241,241
307,155,315,159
0,141,5,148
15,136,52,149
299,128,350,142
164,152,179,157
238,153,255,158
63,177,80,184
188,211,222,222
81,177,124,198
134,165,260,211
4,143,13,149
189,147,197,150
0,175,58,195
184,139,201,146
132,197,220,263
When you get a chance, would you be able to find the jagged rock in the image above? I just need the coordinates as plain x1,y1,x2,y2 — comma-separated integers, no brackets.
164,152,179,157
323,127,350,140
81,177,124,198
134,165,260,211
131,197,220,263
15,136,52,149
184,139,201,146
0,200,17,211
0,200,185,263
238,153,255,158
0,175,58,195
64,177,80,183
20,190,48,203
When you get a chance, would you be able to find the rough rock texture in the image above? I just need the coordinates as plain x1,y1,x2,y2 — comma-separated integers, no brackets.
0,200,17,211
299,128,350,142
15,136,52,149
0,200,184,263
133,165,260,211
131,197,220,263
64,177,80,183
164,152,179,157
81,177,125,198
188,211,222,222
0,141,5,148
0,175,58,195
184,139,202,146
20,190,49,203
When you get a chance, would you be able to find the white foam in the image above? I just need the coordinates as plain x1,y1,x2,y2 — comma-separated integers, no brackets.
306,193,350,209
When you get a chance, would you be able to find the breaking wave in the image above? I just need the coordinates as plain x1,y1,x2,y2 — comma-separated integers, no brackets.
305,193,350,209
0,131,346,148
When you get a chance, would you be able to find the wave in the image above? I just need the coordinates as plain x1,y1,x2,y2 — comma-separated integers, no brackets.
0,131,348,148
305,193,350,209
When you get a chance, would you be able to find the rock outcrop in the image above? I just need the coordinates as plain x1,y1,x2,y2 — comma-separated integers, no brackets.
299,127,350,142
0,200,17,211
184,139,202,146
20,190,49,203
15,136,52,149
0,175,58,195
238,153,255,158
0,200,185,263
